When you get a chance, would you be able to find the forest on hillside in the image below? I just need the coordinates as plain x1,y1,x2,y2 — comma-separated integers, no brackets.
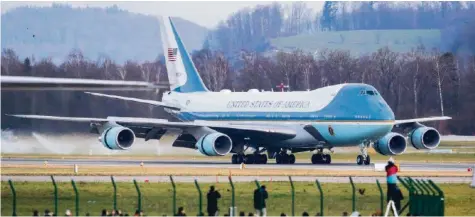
205,1,475,60
2,46,475,135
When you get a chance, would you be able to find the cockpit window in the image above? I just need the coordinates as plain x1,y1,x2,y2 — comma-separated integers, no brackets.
360,89,379,96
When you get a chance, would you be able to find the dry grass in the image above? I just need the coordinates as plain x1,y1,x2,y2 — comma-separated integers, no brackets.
1,164,471,177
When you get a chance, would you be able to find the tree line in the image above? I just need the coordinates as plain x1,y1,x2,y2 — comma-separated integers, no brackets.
2,47,474,135
206,1,475,58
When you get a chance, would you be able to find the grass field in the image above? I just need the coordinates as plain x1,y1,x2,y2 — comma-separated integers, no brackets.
270,29,441,55
2,181,474,216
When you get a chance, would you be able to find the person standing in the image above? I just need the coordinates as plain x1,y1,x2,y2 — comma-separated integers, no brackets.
253,185,268,216
207,186,221,216
385,158,403,213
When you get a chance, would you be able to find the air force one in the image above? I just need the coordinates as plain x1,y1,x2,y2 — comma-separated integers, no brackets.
7,16,451,165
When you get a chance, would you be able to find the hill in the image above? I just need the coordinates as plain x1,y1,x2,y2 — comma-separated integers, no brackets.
269,29,441,56
1,4,208,64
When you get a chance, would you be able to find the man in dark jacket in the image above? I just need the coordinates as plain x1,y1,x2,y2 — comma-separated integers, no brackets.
253,185,268,216
385,158,403,213
207,186,221,216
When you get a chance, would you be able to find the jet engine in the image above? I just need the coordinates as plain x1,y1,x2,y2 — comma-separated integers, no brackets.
196,132,233,156
409,126,441,150
99,126,135,150
373,132,407,156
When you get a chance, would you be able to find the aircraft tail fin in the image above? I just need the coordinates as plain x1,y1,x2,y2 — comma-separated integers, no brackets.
159,16,209,93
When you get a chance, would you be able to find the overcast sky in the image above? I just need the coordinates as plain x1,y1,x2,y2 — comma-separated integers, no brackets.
1,1,325,28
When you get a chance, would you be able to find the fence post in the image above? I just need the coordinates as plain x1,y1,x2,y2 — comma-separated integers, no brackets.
376,179,384,213
229,176,236,217
408,177,424,216
349,176,356,212
315,179,323,216
428,180,445,216
51,175,58,216
421,180,436,216
397,176,412,214
415,179,431,216
8,180,17,216
111,176,117,211
133,179,142,212
254,179,260,188
71,179,79,216
170,176,176,215
289,176,295,217
194,179,203,216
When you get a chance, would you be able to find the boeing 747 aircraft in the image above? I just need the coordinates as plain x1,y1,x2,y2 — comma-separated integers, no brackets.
7,16,451,165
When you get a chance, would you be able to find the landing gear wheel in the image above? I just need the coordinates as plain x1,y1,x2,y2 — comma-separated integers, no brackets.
244,154,255,164
323,154,331,164
261,154,268,164
232,155,237,164
231,154,245,164
356,155,363,165
311,154,322,164
255,154,267,164
364,155,371,165
289,154,296,164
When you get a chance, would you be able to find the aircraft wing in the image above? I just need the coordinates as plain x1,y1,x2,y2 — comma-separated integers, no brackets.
84,92,181,110
6,114,297,140
1,75,169,91
394,116,452,125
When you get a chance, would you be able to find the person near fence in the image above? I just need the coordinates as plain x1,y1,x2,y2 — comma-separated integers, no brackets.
206,186,221,216
253,185,268,217
385,158,404,213
176,207,186,216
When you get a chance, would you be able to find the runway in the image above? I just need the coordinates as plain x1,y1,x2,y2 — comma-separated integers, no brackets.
2,157,474,172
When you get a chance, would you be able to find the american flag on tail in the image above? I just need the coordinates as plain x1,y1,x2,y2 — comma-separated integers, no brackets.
168,48,177,61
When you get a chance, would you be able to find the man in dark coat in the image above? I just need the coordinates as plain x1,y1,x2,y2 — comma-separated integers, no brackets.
253,185,269,216
207,186,221,216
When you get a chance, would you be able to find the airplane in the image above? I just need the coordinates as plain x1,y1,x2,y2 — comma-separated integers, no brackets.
6,16,451,165
1,75,168,91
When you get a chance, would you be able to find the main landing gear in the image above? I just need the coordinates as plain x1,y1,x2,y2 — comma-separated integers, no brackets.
275,150,296,164
231,153,268,164
356,142,371,165
311,148,331,164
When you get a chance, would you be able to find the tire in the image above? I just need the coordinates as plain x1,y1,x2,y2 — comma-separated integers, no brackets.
325,154,332,164
356,155,363,165
311,154,317,164
237,155,244,164
364,155,371,165
231,155,237,164
245,154,254,164
312,154,322,164
261,154,268,164
289,154,296,164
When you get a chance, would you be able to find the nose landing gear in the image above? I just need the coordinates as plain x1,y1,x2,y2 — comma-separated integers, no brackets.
356,142,371,165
